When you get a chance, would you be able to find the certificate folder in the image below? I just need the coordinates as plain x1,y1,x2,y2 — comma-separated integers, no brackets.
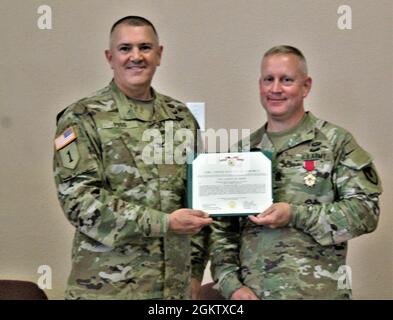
186,151,273,217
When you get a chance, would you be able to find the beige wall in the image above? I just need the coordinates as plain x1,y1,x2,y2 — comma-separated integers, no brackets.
0,0,391,299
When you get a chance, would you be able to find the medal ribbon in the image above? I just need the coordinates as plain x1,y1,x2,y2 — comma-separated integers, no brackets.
304,160,315,171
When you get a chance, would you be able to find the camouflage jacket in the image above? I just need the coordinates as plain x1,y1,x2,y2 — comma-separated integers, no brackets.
53,81,199,299
211,112,382,299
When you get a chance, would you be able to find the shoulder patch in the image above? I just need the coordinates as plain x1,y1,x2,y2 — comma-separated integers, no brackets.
55,127,77,150
363,166,379,185
56,108,67,124
59,142,80,169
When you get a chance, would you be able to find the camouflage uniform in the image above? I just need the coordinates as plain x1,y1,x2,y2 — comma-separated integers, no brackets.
211,112,382,299
191,223,212,282
53,81,199,299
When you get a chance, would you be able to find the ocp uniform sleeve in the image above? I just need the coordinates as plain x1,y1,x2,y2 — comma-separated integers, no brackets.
191,226,211,281
289,132,382,246
189,119,213,281
53,108,169,249
210,217,244,299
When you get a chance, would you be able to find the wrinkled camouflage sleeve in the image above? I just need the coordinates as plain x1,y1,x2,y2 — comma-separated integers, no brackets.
190,124,212,281
209,217,244,299
191,226,211,281
289,132,382,246
53,108,169,248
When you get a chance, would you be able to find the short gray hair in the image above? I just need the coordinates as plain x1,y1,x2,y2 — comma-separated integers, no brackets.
263,45,308,75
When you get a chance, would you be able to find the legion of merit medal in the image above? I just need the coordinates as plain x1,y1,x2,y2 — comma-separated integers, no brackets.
304,160,317,187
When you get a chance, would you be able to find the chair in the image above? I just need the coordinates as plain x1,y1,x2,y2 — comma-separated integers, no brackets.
0,280,48,300
198,282,224,300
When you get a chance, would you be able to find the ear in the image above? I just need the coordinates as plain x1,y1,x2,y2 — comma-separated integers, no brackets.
302,77,312,98
157,45,163,66
105,49,113,69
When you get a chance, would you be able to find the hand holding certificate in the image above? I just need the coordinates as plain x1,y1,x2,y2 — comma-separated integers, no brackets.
187,152,273,216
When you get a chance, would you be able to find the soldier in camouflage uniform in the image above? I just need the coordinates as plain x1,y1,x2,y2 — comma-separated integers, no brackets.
210,46,382,300
53,16,212,299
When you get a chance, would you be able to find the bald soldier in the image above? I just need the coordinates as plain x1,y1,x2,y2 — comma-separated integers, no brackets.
210,45,382,300
53,16,212,299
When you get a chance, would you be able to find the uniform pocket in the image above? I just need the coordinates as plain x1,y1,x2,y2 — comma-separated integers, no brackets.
102,135,145,190
276,153,334,199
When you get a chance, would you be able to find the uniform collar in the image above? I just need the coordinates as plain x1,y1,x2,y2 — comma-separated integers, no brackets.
254,112,318,153
110,80,178,122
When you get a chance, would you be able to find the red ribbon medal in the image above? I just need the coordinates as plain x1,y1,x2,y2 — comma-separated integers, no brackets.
304,160,315,172
303,160,316,187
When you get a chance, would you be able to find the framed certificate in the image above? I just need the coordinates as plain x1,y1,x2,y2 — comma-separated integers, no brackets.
187,151,273,216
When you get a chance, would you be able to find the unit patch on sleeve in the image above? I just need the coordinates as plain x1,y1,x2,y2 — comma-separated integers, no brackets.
59,142,80,169
363,166,379,185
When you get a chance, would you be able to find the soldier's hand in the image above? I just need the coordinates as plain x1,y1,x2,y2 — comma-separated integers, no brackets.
191,278,202,300
248,202,292,228
230,286,260,300
169,209,212,235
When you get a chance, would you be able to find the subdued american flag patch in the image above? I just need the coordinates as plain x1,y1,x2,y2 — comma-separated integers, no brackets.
55,127,77,150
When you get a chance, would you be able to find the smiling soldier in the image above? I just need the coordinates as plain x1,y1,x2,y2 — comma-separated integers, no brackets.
210,45,382,300
53,16,212,300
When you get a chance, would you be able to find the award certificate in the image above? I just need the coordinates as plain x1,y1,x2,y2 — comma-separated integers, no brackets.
187,152,273,216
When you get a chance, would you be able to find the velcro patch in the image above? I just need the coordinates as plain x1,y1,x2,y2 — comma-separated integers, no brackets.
55,127,77,150
363,166,379,185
